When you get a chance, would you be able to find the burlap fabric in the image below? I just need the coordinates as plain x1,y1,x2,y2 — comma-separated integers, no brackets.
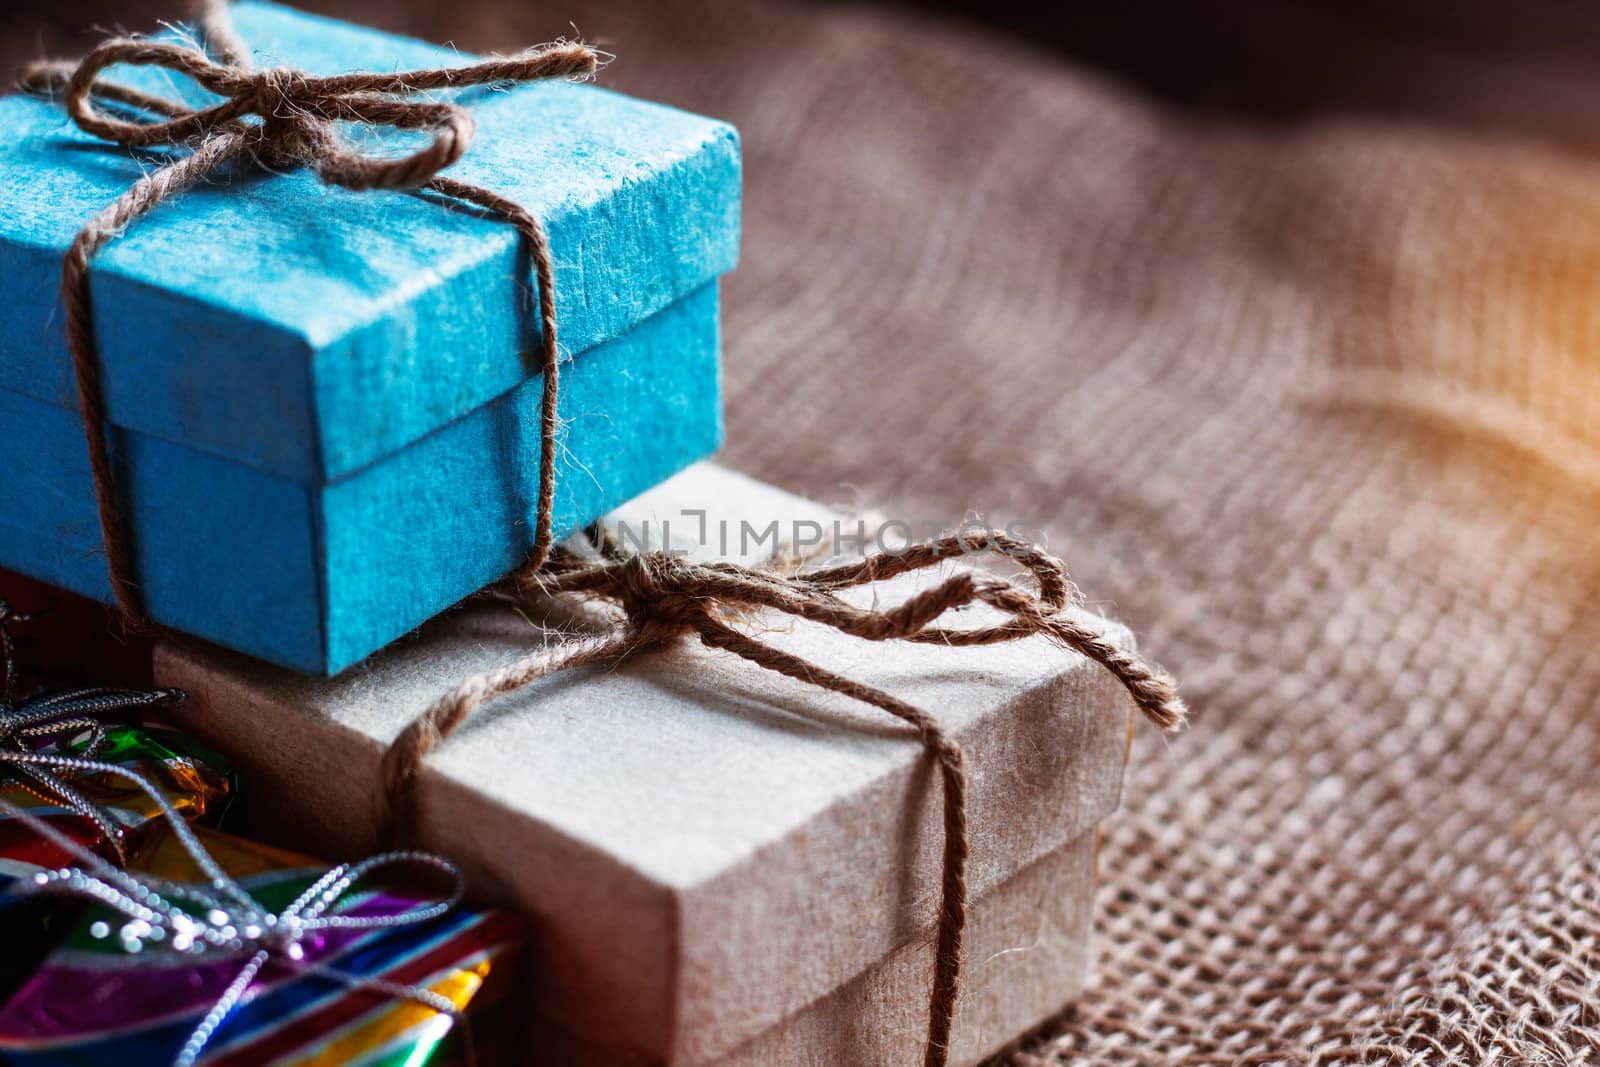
27,0,1600,1061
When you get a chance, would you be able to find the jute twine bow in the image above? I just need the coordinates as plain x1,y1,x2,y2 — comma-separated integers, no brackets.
21,0,600,622
380,529,1187,1067
1,755,469,1067
0,600,184,865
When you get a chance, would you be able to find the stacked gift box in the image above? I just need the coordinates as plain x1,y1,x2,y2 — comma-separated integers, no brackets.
0,3,1179,1065
0,0,736,673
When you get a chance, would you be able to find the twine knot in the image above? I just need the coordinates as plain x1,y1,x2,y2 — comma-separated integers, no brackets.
244,66,313,162
612,553,712,634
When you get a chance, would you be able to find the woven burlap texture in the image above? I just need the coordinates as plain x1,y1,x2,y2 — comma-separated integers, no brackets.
322,0,1600,1061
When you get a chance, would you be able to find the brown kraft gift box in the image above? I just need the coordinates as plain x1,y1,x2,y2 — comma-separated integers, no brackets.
155,463,1143,1065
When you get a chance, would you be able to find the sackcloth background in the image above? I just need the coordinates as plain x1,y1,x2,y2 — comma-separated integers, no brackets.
7,1,1600,1063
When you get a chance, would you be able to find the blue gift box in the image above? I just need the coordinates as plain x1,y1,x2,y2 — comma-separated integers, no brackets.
0,2,739,673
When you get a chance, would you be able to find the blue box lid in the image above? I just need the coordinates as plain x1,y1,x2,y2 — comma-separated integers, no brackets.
0,0,740,484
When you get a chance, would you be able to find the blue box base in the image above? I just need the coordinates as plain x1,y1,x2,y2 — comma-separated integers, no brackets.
2,285,723,674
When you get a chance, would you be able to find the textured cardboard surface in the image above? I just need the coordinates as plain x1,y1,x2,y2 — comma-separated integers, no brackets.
4,284,722,673
533,832,1099,1067
0,0,740,482
155,463,1134,1063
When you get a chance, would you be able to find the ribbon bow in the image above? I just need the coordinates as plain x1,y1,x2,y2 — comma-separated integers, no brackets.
381,529,1187,1067
3,752,468,1067
20,0,600,622
38,33,600,192
0,600,183,864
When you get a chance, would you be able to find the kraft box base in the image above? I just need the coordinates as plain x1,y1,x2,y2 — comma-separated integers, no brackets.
533,831,1100,1067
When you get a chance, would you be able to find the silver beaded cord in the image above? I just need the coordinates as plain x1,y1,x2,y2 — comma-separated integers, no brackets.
4,746,469,1066
0,606,471,1064
0,686,186,864
0,598,186,864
